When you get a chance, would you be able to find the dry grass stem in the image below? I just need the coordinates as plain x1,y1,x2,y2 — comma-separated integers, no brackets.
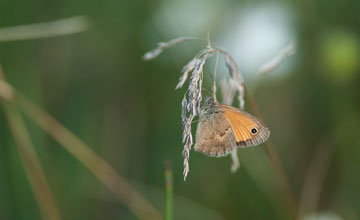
244,86,298,215
143,37,199,61
176,56,198,89
220,79,236,106
258,42,296,75
297,137,334,219
0,68,62,220
0,16,90,42
2,106,63,220
180,48,216,180
164,161,173,220
17,93,163,220
0,78,14,100
223,53,245,110
0,67,163,220
211,52,219,103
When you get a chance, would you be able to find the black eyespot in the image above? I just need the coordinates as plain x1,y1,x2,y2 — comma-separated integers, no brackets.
251,128,257,134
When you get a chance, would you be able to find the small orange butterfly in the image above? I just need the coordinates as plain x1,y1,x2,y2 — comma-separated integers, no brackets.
194,97,270,157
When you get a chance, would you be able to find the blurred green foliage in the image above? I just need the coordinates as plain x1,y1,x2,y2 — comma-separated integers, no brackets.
0,0,360,219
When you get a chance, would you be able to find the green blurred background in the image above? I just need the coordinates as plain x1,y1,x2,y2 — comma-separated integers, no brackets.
0,0,359,219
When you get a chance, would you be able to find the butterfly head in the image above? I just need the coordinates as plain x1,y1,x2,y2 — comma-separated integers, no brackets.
200,96,218,116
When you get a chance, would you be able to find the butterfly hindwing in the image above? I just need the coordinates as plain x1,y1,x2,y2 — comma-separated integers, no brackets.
194,112,237,157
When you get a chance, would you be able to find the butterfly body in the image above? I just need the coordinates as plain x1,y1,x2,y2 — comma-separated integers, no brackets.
194,97,270,157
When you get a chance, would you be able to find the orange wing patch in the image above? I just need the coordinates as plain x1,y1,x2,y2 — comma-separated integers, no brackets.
223,110,258,143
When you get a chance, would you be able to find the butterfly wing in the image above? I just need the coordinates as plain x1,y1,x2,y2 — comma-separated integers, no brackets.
194,112,237,157
220,105,270,147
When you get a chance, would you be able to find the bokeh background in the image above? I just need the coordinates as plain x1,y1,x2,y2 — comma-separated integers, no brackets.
0,0,360,219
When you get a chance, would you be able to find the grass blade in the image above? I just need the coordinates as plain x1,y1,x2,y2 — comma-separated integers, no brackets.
0,16,90,42
297,137,333,219
0,75,162,220
244,86,298,216
17,92,162,220
0,70,62,220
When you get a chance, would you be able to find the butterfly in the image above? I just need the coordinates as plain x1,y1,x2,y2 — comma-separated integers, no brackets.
194,97,270,157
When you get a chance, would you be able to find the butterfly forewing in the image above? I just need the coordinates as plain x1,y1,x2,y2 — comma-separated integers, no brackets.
219,104,270,147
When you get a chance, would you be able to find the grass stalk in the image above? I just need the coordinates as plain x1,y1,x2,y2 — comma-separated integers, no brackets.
0,16,89,42
0,69,62,220
0,67,163,220
297,137,333,219
244,86,298,216
17,92,162,220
